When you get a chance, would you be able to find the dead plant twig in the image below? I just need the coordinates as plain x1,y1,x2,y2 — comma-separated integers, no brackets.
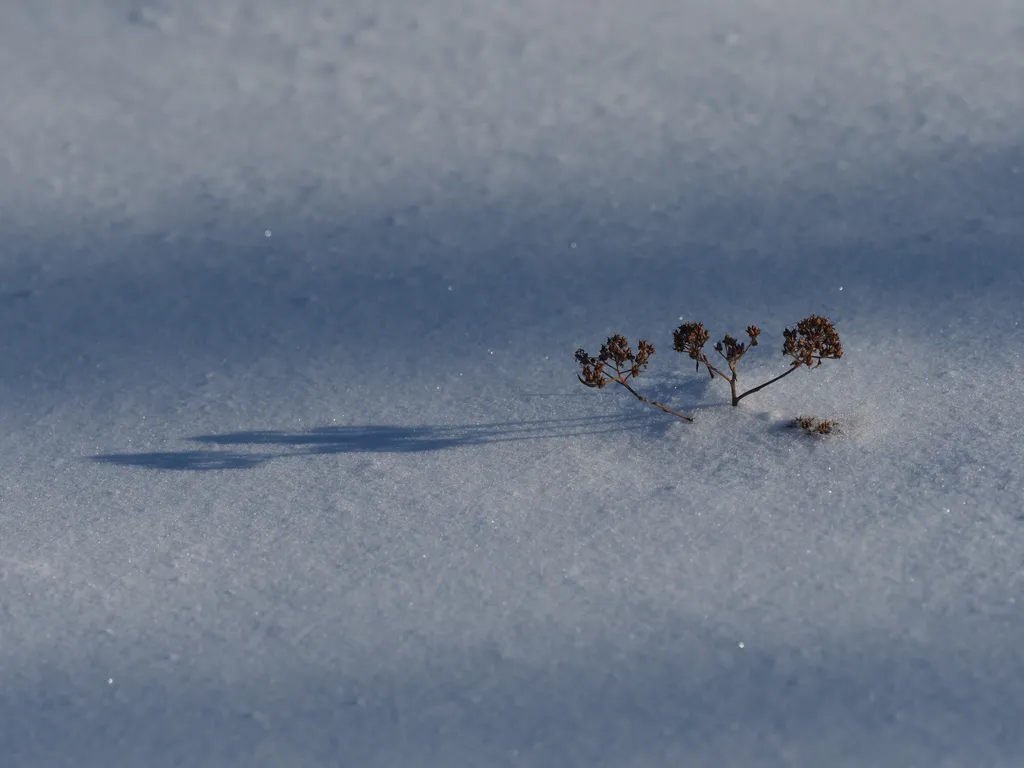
674,315,842,406
576,335,693,421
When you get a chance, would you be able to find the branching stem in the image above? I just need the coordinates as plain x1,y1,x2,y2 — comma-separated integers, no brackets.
698,351,801,406
577,316,840,420
611,366,694,421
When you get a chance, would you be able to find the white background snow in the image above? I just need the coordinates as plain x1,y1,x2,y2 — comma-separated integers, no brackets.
1,1,1023,765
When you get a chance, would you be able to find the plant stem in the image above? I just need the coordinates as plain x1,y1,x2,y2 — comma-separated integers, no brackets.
734,365,799,404
700,357,731,383
614,373,694,421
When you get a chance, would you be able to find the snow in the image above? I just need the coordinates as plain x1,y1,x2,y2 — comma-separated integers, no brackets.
1,0,1023,765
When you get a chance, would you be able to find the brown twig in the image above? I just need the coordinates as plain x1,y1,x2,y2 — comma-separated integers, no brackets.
575,336,693,421
674,317,841,406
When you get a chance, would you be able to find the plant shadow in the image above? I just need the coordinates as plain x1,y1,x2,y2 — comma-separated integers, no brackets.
640,369,717,407
91,412,658,471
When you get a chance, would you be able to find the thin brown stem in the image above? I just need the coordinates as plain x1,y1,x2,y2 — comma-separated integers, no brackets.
734,365,799,404
644,398,695,421
615,377,694,421
700,357,731,382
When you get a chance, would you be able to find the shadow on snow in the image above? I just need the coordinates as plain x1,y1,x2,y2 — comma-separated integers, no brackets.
91,413,654,470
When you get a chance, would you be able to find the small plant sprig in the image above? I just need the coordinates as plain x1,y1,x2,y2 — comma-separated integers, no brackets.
673,315,842,407
575,335,693,421
792,415,839,436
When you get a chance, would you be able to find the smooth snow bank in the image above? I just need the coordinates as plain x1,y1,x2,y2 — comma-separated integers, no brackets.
1,1,1023,766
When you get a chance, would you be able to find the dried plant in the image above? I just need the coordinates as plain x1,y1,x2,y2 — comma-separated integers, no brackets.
673,315,842,407
792,415,839,436
575,315,842,423
575,335,693,421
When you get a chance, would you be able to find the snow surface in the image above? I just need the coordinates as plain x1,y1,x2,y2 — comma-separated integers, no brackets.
1,1,1023,765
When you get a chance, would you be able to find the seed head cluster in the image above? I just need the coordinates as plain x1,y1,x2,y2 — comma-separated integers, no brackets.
575,334,655,388
783,315,843,368
793,415,839,436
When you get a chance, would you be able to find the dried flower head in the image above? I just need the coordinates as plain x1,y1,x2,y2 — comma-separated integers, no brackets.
632,340,655,377
715,333,748,364
783,315,843,368
673,321,711,374
575,347,608,388
793,415,839,436
576,334,654,388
